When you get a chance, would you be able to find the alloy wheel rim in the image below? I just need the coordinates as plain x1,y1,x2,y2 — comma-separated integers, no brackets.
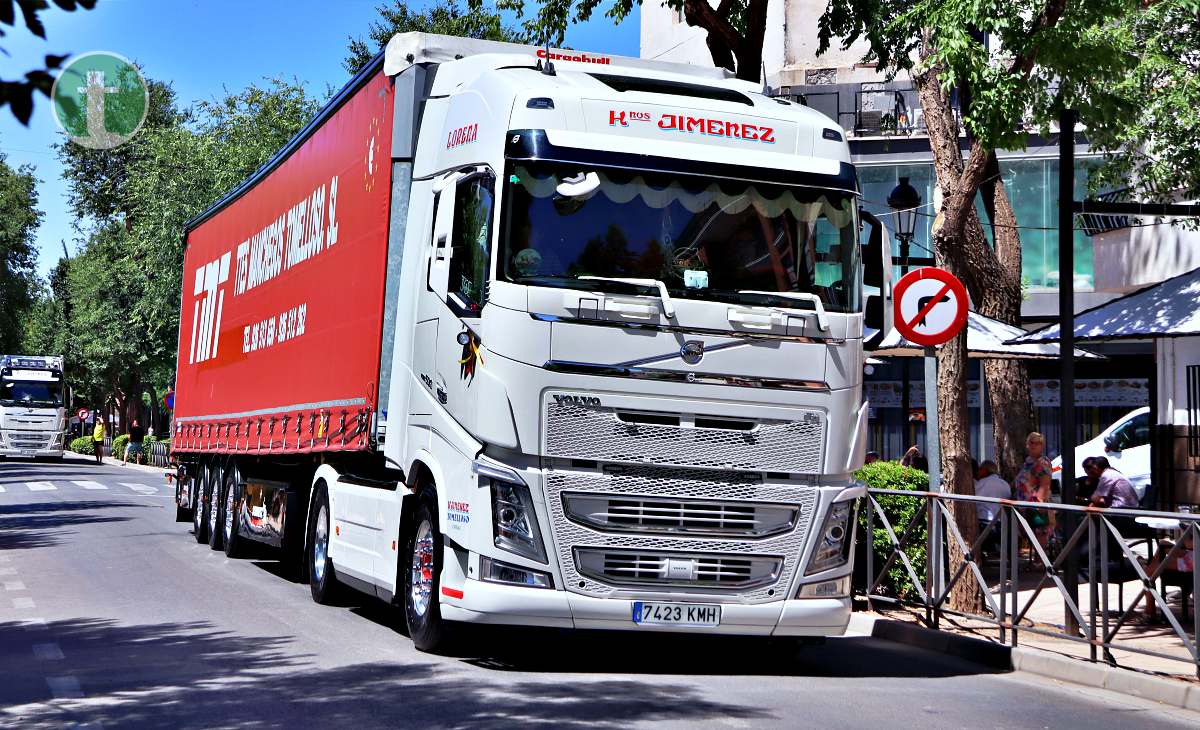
410,520,434,618
313,505,328,583
208,479,219,535
193,474,204,531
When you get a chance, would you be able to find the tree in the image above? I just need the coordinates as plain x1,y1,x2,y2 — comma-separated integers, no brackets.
498,0,768,81
56,79,184,229
0,151,42,353
345,0,528,75
49,77,322,426
0,0,98,124
1086,2,1200,201
816,0,1166,610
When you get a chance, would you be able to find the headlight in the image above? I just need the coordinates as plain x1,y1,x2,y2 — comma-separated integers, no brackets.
488,476,548,564
805,498,857,575
480,556,553,588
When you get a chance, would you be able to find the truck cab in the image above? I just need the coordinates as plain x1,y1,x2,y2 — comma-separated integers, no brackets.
0,355,67,460
376,37,890,641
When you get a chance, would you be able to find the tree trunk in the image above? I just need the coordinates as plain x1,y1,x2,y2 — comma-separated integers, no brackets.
977,152,1039,481
914,63,990,614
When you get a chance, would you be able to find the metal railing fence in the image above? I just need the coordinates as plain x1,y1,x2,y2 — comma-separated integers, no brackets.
860,488,1200,678
146,441,171,468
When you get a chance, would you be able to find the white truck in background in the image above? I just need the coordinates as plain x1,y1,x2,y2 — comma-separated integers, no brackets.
171,33,893,651
0,354,67,460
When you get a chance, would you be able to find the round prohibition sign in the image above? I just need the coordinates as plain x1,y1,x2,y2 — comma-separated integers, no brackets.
892,267,969,347
76,408,90,422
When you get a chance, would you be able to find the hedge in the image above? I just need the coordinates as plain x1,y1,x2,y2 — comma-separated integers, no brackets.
855,460,931,600
69,436,95,455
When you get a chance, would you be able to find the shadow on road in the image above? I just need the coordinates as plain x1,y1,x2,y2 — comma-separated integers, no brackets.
0,617,771,729
0,500,141,550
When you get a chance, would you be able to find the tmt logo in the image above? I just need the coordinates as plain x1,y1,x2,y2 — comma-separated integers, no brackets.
189,252,231,365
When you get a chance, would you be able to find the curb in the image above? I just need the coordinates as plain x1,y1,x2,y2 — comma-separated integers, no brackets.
63,451,168,477
848,612,1200,712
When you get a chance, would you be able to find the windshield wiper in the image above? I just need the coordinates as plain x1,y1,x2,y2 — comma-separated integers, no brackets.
736,290,829,331
579,276,677,319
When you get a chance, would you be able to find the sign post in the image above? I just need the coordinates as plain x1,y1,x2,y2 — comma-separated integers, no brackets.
893,266,970,606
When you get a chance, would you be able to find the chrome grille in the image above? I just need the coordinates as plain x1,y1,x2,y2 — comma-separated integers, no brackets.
543,396,825,473
544,466,818,603
562,492,798,538
575,548,782,590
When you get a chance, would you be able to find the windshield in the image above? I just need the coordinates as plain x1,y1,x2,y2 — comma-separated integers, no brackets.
500,162,861,312
1,380,64,408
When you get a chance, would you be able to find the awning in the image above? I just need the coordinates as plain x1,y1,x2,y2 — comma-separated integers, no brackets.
1015,265,1200,343
873,311,1100,359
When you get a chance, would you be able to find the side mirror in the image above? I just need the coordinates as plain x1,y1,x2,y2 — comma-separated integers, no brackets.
1103,434,1120,453
860,209,893,348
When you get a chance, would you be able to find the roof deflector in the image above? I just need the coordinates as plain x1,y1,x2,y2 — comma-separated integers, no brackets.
588,73,754,107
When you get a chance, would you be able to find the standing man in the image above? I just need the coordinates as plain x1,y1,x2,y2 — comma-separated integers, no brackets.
124,418,146,466
92,415,106,465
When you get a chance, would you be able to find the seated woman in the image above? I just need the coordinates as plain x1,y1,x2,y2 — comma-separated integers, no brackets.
1141,531,1194,622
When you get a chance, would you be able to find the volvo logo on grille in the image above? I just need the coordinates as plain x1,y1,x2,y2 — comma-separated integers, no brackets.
680,340,704,365
553,393,601,407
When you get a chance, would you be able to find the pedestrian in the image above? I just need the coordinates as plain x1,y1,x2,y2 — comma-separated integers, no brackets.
974,460,1012,523
125,419,146,466
864,451,882,465
1013,432,1054,549
1086,456,1140,510
92,416,106,465
900,445,923,468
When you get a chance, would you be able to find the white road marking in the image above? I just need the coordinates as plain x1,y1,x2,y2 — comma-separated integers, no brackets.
0,567,16,576
72,480,108,490
3,581,26,591
46,676,83,699
32,642,64,661
0,484,6,492
120,482,156,494
12,597,35,609
26,481,56,491
22,617,48,631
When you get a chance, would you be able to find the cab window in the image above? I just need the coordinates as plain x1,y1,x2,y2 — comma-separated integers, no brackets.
448,173,495,314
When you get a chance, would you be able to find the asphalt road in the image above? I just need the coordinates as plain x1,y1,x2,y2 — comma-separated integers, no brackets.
1,455,1198,729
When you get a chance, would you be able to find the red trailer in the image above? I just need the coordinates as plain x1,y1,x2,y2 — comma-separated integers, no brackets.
173,68,395,456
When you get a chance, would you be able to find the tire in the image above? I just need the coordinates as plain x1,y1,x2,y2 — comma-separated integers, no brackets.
404,488,452,652
222,463,244,559
208,461,225,550
175,466,194,523
192,462,210,544
308,484,341,604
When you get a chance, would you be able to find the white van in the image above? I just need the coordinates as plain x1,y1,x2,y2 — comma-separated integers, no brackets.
1052,407,1151,501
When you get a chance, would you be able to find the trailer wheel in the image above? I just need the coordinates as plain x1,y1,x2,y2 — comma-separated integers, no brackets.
404,488,452,652
208,461,225,551
222,463,244,559
308,484,342,604
192,462,210,544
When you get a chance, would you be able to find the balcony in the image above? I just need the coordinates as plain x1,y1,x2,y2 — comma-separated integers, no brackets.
777,82,957,139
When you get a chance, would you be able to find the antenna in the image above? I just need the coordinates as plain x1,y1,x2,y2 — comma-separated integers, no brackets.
541,27,555,76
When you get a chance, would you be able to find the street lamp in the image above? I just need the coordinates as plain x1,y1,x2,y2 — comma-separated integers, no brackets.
887,176,922,270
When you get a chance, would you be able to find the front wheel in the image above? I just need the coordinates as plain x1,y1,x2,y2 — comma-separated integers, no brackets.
308,485,341,604
404,489,452,652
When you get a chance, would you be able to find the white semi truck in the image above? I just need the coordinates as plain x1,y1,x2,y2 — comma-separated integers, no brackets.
0,354,67,460
170,34,892,651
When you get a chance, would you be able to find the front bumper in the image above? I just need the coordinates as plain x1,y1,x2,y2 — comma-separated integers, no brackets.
0,430,63,457
440,578,851,636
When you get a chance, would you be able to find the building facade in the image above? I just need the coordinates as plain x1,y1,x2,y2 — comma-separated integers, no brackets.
641,2,1192,503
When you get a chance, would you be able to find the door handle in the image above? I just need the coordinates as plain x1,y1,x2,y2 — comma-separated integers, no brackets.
605,301,657,318
727,309,778,329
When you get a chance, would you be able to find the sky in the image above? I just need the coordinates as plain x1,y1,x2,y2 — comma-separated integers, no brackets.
0,0,641,276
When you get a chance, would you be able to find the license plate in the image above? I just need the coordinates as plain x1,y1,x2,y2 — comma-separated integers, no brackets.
632,601,721,627
20,450,36,458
